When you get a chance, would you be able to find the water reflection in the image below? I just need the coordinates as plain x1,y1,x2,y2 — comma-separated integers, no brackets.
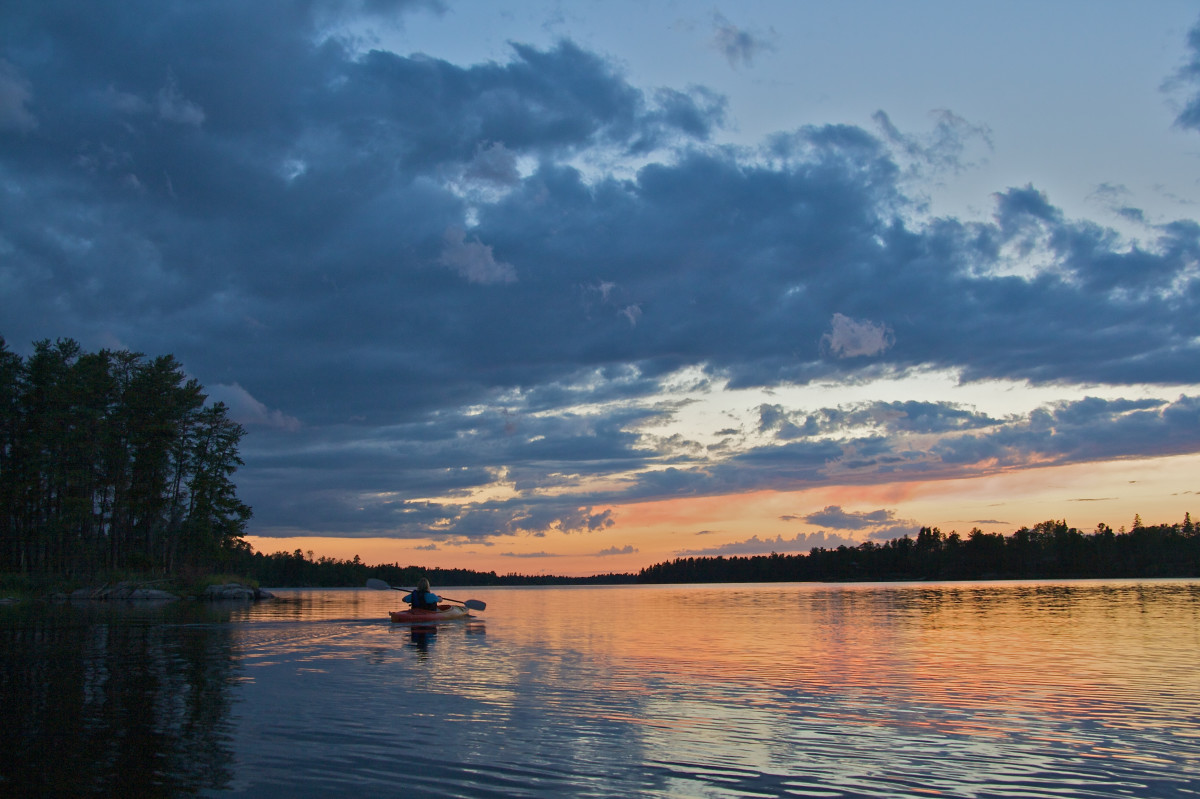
393,619,487,656
3,581,1199,798
447,581,1200,798
0,600,240,796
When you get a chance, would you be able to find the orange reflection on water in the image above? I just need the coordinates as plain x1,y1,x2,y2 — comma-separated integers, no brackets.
221,581,1200,795
459,580,1200,752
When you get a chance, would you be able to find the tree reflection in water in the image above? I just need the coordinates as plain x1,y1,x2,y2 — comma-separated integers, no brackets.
0,601,239,796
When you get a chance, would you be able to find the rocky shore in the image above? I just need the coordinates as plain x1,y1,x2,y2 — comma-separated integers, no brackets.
197,583,275,601
54,581,275,602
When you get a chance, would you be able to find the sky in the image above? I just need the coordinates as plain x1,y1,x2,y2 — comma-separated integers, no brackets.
4,0,1200,576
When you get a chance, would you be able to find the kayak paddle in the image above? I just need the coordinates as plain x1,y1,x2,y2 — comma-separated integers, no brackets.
366,578,486,611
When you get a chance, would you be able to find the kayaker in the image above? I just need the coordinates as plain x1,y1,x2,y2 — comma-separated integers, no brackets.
402,577,441,611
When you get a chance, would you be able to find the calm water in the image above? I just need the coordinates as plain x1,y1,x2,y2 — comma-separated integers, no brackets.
3,581,1200,798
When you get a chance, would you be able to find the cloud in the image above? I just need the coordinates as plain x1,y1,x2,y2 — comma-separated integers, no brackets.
758,403,817,440
758,400,995,441
1168,18,1200,131
711,13,774,69
0,59,35,132
931,395,1200,469
597,542,638,554
613,393,1200,508
438,227,517,284
679,531,860,557
207,384,302,431
461,141,521,188
652,86,727,139
865,523,925,542
873,109,992,176
155,75,205,126
821,314,895,358
802,506,898,530
2,3,1200,549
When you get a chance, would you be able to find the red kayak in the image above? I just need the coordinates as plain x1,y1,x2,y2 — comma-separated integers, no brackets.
389,604,471,623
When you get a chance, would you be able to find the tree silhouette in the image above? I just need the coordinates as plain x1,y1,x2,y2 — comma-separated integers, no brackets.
0,337,251,576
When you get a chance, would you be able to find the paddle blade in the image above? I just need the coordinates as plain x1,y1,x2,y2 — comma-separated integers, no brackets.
464,599,486,611
366,578,394,590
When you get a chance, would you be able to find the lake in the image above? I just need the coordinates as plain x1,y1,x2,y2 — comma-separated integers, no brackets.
3,580,1199,797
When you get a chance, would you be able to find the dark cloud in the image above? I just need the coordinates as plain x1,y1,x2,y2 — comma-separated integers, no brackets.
679,531,859,557
2,2,1199,545
0,59,36,132
802,506,899,530
865,523,924,542
932,395,1200,469
597,545,637,556
652,86,727,139
1169,18,1200,131
607,394,1200,509
759,400,997,441
711,13,775,69
873,109,993,177
437,227,517,284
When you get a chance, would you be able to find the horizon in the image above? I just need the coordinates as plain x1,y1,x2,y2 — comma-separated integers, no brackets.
4,1,1200,578
247,505,1192,579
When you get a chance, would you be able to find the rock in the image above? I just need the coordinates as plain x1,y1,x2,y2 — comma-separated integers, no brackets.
69,583,178,602
202,583,272,601
52,581,273,603
202,583,253,601
120,587,178,601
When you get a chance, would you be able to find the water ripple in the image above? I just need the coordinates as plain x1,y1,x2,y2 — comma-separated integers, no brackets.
8,580,1199,797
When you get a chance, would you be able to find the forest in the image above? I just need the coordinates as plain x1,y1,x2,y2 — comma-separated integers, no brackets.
221,516,1199,588
636,517,1200,583
0,337,252,577
221,546,637,587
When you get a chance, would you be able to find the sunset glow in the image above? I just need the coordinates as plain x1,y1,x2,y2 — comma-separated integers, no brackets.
5,2,1200,577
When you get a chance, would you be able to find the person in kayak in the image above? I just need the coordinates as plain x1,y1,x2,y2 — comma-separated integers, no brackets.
402,577,441,611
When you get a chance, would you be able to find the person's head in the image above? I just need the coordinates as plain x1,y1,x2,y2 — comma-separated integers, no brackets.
416,577,431,592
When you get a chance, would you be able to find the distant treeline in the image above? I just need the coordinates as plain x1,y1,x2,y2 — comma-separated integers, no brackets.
225,548,637,587
637,517,1200,583
0,338,252,576
229,516,1199,588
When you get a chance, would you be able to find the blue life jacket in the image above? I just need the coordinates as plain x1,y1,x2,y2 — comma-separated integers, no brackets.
403,590,440,610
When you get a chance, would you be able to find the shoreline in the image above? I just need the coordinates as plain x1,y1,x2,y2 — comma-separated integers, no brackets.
0,578,274,604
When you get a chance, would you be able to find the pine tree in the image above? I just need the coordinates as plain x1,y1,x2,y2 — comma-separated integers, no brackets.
0,338,252,575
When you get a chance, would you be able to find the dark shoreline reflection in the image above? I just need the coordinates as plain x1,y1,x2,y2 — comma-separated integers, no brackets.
3,583,1196,798
0,600,241,797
